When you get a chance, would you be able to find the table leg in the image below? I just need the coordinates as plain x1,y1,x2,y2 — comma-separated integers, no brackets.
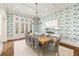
43,47,44,56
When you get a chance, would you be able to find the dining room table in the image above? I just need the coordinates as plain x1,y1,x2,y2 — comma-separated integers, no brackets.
38,35,52,45
38,35,53,55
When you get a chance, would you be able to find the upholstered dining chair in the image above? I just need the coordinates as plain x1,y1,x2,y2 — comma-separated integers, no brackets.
33,36,42,56
25,33,30,44
25,33,35,48
46,38,61,56
25,33,28,42
29,35,35,48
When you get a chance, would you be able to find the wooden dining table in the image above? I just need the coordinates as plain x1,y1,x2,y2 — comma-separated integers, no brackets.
38,35,53,55
38,35,52,45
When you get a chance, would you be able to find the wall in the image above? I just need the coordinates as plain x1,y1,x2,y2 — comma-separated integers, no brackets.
40,3,79,42
0,4,32,41
40,10,59,34
0,5,7,42
7,12,32,40
58,3,79,42
39,20,58,34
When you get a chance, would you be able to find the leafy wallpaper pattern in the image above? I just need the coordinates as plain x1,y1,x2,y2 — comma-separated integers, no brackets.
7,12,28,38
41,3,79,42
7,3,79,42
7,12,13,37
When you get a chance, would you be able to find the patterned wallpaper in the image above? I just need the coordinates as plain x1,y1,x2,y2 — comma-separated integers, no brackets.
41,3,79,42
7,12,13,37
7,12,29,38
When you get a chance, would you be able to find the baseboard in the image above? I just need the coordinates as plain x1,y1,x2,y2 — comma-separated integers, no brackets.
4,37,26,43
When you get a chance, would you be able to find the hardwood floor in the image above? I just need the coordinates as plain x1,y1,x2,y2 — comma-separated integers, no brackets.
1,41,14,56
1,38,25,56
1,39,56,56
1,39,26,56
1,39,79,56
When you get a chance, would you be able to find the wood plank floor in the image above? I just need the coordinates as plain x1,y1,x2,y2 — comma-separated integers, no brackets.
1,39,73,56
1,39,25,56
1,41,14,56
1,39,56,56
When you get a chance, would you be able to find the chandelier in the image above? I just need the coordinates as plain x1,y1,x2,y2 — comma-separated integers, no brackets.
33,3,40,24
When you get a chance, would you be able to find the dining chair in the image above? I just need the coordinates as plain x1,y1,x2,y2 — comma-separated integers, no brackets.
25,32,30,41
26,34,32,46
33,36,42,56
25,33,28,42
46,38,61,56
25,33,35,49
29,35,35,48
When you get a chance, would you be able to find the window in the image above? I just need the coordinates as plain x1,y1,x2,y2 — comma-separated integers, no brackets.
21,23,24,33
25,24,28,33
30,24,32,32
45,20,58,29
15,23,18,34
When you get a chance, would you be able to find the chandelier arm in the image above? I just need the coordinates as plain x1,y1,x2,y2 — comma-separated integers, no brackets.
33,3,40,24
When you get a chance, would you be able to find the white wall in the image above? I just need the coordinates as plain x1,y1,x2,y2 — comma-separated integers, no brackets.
39,19,58,34
0,6,7,42
0,13,1,42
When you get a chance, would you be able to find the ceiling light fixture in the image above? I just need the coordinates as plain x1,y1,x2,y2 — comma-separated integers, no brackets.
33,3,40,24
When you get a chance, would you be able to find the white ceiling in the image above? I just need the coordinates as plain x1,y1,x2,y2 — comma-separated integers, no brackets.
1,3,72,18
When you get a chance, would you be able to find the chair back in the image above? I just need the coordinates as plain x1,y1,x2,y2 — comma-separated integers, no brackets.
47,37,61,52
55,33,62,48
25,33,28,38
54,38,61,51
25,32,30,39
33,36,39,48
29,35,35,46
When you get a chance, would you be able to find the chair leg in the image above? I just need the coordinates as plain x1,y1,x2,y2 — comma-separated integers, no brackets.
34,48,39,56
32,46,34,49
42,47,45,56
57,50,59,56
43,50,44,56
58,52,59,56
38,50,39,56
37,49,40,56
